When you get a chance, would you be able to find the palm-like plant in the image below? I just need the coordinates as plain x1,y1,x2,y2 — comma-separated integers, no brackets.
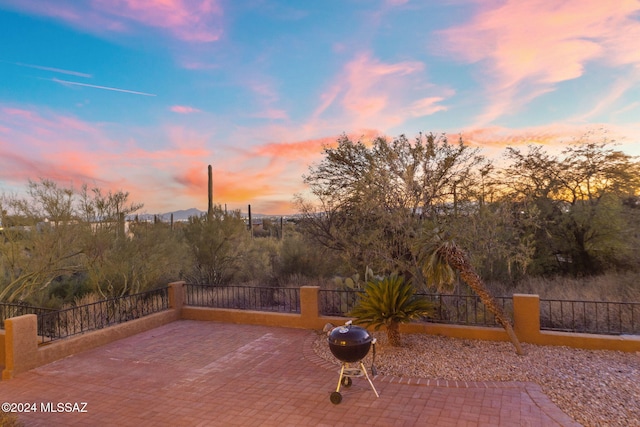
418,236,525,355
350,273,433,346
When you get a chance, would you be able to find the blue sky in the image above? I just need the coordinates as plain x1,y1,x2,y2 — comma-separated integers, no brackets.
1,0,639,214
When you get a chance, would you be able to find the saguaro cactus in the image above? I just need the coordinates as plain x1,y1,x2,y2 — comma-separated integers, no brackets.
208,164,213,220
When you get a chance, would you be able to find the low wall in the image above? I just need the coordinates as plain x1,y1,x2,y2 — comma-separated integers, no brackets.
512,293,640,352
2,283,639,380
2,310,178,380
181,286,345,330
178,287,640,353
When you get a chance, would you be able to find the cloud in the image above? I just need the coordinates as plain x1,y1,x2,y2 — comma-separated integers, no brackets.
51,78,156,96
248,109,288,120
6,61,93,78
253,130,380,160
437,0,640,125
1,0,224,43
170,105,201,114
312,52,451,132
238,78,290,121
94,0,224,42
0,105,216,213
455,122,640,160
342,52,424,115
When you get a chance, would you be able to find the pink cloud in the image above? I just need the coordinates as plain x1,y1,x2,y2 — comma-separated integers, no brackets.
253,130,380,160
0,105,218,213
455,123,640,159
170,105,202,114
438,0,640,125
1,0,224,43
342,52,424,115
312,53,450,132
94,0,223,42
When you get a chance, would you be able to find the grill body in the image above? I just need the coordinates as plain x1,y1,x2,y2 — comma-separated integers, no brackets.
327,324,372,362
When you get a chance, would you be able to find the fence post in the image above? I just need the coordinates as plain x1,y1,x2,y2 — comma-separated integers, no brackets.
513,294,541,344
168,281,186,319
300,286,320,328
2,314,38,380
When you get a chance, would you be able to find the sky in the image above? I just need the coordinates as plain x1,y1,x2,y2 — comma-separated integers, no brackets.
1,0,639,216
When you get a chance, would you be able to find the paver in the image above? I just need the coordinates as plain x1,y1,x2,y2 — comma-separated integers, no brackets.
0,320,580,426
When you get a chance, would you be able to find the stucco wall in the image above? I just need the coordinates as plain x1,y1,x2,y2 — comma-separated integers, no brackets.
2,309,178,380
2,284,639,380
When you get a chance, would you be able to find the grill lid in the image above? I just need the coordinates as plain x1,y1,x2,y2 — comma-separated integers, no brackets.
327,322,372,347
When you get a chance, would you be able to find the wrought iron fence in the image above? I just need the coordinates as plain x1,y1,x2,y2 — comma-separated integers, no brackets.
419,293,513,327
37,287,169,343
318,289,513,327
319,289,363,316
0,303,56,329
185,284,300,313
540,298,640,335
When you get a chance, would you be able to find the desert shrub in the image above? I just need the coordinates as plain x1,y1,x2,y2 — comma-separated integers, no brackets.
181,207,248,285
235,237,281,284
273,232,342,282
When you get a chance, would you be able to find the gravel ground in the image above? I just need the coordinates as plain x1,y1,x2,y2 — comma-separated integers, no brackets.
312,331,640,427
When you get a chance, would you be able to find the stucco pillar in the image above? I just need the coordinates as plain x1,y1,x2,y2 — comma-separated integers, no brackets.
300,286,320,328
2,314,38,380
513,294,541,343
168,281,185,317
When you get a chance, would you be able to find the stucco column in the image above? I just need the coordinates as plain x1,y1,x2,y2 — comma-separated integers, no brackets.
300,286,320,328
168,281,185,309
168,281,186,320
513,294,541,343
2,314,38,380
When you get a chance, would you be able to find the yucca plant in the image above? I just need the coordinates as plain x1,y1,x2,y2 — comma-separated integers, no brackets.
350,273,433,346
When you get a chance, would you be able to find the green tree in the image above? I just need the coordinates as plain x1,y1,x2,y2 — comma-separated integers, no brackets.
502,137,640,275
0,179,173,303
297,133,484,279
0,180,86,302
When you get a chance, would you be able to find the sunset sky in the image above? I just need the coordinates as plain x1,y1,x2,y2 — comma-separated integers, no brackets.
1,0,639,215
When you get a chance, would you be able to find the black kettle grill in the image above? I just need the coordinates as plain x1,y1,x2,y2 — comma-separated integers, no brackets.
327,321,379,404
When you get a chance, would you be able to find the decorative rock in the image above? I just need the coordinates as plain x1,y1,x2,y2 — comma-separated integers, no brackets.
312,332,640,427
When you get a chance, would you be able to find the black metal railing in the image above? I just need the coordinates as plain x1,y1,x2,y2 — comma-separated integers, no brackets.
419,293,513,327
37,287,169,343
0,302,56,329
319,289,363,316
184,284,300,313
318,289,513,327
540,298,640,335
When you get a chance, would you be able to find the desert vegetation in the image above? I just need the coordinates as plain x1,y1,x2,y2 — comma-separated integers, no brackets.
1,131,639,312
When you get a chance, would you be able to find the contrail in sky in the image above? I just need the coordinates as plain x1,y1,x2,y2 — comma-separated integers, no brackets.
5,61,93,78
51,78,157,97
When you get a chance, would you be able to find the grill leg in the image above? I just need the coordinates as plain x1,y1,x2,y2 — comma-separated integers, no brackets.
335,363,346,392
360,362,379,398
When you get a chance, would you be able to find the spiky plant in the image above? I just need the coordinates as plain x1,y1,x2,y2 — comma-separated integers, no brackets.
350,273,433,346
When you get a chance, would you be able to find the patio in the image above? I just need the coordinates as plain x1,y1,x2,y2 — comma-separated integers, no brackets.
0,320,579,426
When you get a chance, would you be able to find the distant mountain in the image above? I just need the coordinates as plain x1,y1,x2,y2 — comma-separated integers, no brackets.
162,208,205,221
129,207,299,222
129,208,205,222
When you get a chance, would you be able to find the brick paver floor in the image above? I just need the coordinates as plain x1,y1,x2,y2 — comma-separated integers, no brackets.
0,320,580,426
